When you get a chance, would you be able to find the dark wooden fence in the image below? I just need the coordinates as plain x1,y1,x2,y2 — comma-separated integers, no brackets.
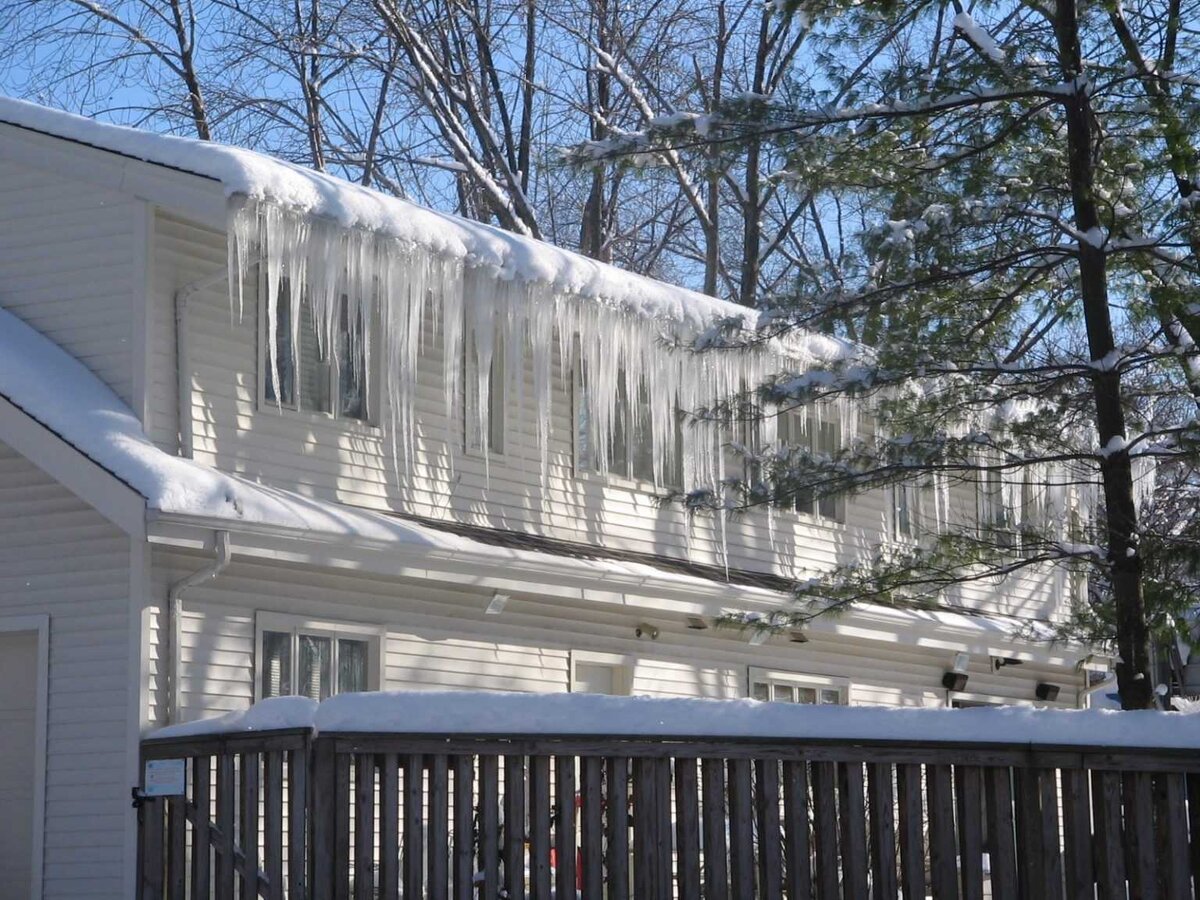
139,726,1200,900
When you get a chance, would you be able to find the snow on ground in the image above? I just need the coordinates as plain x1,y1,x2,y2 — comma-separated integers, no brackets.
149,690,1200,749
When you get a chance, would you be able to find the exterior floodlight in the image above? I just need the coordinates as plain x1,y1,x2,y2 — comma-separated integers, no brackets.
942,671,969,692
789,630,810,643
1035,682,1060,702
485,591,510,615
685,616,709,630
635,623,660,640
992,656,1023,671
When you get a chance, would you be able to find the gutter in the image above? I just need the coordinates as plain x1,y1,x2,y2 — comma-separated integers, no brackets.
165,530,231,723
174,267,232,458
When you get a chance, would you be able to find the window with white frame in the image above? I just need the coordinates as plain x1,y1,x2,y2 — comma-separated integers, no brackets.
749,667,848,705
464,330,506,454
575,365,682,487
569,650,631,695
256,613,383,701
261,277,371,421
778,407,845,523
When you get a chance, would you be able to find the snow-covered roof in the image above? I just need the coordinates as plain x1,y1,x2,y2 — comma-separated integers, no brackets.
0,95,760,332
149,690,1200,749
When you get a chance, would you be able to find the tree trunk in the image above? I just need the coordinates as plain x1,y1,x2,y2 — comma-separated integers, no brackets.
581,0,612,261
1055,0,1154,709
738,10,770,306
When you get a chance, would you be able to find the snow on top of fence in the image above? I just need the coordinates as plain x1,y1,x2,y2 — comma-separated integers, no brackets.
148,691,1200,749
0,95,772,333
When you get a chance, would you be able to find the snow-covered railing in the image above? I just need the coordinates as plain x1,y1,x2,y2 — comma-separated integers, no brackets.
137,692,1200,900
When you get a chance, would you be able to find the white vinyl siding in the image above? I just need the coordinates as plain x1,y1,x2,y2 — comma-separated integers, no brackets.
0,441,133,899
0,159,138,407
158,550,1082,727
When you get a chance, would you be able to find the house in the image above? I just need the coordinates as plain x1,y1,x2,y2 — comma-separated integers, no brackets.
0,97,1099,898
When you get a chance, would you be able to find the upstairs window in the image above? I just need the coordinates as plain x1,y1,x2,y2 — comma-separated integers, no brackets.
750,667,848,705
257,613,382,701
576,366,682,487
778,408,845,523
464,331,506,454
977,467,1015,547
894,481,922,540
261,278,370,421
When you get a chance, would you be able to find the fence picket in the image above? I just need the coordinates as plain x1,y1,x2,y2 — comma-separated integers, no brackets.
756,758,784,900
504,755,527,900
728,758,755,900
191,755,211,900
354,754,375,900
452,756,473,900
606,757,630,900
403,754,424,900
674,758,701,900
215,754,235,900
167,794,186,900
811,761,839,900
555,755,578,900
529,755,552,900
479,755,500,899
580,756,604,900
1060,767,1092,900
985,766,1018,900
867,762,897,900
955,765,984,900
1092,770,1127,900
701,757,729,900
897,764,925,900
428,754,450,900
379,754,399,900
783,761,813,900
263,751,284,900
926,764,956,900
839,761,870,900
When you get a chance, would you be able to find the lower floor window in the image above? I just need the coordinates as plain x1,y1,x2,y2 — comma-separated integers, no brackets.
257,613,382,701
749,667,847,705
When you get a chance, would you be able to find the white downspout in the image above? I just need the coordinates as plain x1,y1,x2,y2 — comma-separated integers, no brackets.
174,267,230,459
165,531,232,724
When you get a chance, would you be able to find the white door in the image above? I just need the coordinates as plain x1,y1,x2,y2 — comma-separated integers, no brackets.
0,631,38,899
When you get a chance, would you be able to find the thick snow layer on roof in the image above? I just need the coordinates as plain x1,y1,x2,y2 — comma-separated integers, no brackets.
0,95,756,331
149,690,1200,749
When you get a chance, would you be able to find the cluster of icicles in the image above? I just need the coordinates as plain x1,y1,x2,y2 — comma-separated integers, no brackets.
227,198,856,495
226,197,1138,552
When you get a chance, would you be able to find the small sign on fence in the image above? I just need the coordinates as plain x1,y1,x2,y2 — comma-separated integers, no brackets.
142,758,187,798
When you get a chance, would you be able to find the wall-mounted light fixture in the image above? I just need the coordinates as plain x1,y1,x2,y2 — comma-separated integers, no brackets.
943,651,970,691
942,671,969,692
485,591,510,615
685,616,709,630
789,630,809,644
635,623,660,640
1035,682,1060,702
992,656,1024,671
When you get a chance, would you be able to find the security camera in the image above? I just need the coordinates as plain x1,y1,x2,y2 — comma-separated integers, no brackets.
636,623,660,640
